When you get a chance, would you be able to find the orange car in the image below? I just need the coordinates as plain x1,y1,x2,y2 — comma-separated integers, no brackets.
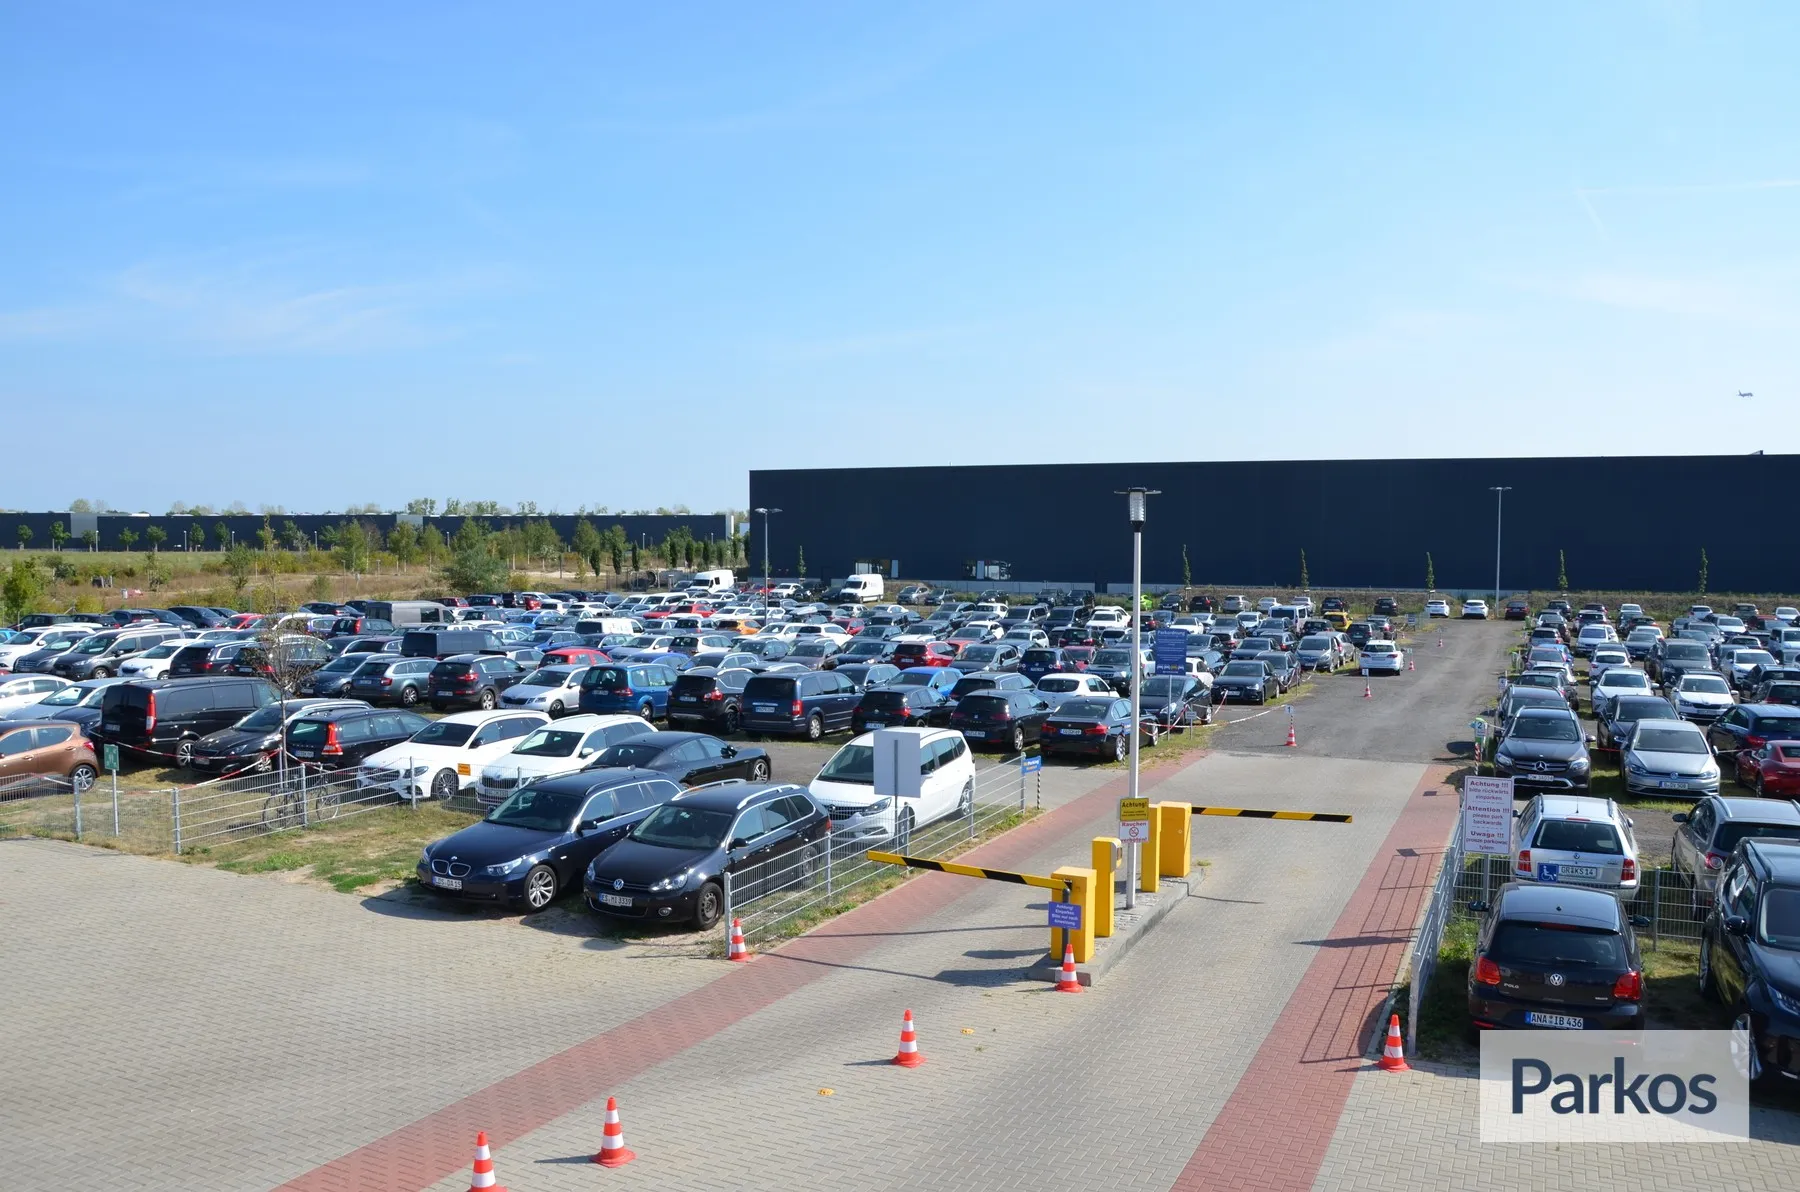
0,722,99,792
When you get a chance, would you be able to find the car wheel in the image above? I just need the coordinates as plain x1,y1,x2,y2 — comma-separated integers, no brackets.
1732,1010,1773,1090
93,667,111,679
478,689,496,710
399,685,419,707
748,758,770,781
69,764,97,793
431,769,458,801
1111,735,1126,763
1010,725,1026,754
522,864,558,912
957,780,973,817
800,842,823,888
724,705,740,734
251,752,273,773
807,712,824,741
639,700,655,721
174,739,196,768
695,881,724,930
1699,936,1720,1002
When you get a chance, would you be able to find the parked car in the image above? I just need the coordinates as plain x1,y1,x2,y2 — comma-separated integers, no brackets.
185,697,368,776
1707,704,1800,766
1673,796,1800,907
227,635,333,683
584,782,831,928
426,654,532,711
0,720,99,793
1589,666,1653,720
807,728,974,851
114,637,205,681
1138,674,1214,730
421,769,683,911
1511,793,1639,893
475,713,660,803
1466,881,1645,1034
1699,839,1800,1089
358,709,547,802
851,682,950,731
1651,639,1713,689
1597,693,1679,751
1033,672,1121,707
1213,659,1277,704
1737,741,1800,797
955,643,1024,674
0,676,126,736
494,664,590,717
1492,707,1593,793
293,651,381,698
91,677,283,764
50,627,187,681
665,667,751,734
1294,634,1341,672
740,670,862,740
0,675,72,716
1669,672,1736,723
1424,599,1451,618
947,689,1053,753
1039,696,1145,762
583,731,770,786
286,705,432,771
346,656,436,707
1620,717,1719,799
577,662,681,720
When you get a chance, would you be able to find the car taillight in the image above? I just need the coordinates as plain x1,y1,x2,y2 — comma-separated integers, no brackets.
1612,970,1642,1001
321,723,343,756
1087,724,1106,735
895,706,914,719
379,678,393,687
1747,735,1767,750
791,700,803,715
1704,853,1724,871
991,708,1013,721
1517,848,1531,874
144,691,156,735
1475,957,1502,986
1622,858,1637,882
703,689,723,702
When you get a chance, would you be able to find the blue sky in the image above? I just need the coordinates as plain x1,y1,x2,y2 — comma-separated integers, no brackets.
4,2,1796,514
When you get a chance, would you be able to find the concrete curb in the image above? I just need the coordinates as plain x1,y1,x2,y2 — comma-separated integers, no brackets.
1025,868,1205,986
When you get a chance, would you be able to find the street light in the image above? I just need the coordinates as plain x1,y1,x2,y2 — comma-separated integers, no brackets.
1115,486,1159,910
753,507,782,608
1489,487,1511,610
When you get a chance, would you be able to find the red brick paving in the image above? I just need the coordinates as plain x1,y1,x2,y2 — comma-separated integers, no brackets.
276,759,1193,1191
1167,764,1458,1192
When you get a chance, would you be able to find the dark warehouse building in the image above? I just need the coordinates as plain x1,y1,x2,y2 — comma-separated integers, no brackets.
749,454,1798,594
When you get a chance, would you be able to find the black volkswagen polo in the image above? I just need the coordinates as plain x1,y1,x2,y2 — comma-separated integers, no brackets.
419,768,681,911
585,782,828,929
1467,881,1646,1034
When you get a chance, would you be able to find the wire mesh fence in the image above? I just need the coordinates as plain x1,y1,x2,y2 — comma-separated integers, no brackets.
726,755,1041,950
0,773,177,850
1446,850,1705,946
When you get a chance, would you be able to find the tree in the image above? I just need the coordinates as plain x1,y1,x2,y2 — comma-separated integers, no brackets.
572,520,604,579
1,558,46,624
48,520,68,552
442,498,463,516
797,545,807,577
1698,548,1710,596
15,525,31,551
405,497,437,516
521,519,562,575
146,525,167,553
215,521,230,550
388,520,420,565
282,519,306,552
608,525,628,575
189,521,206,551
80,529,99,552
256,517,275,552
1424,552,1435,591
224,542,257,600
1298,548,1309,591
334,521,371,576
629,540,639,571
118,528,138,552
69,499,93,514
438,519,511,592
1557,550,1569,593
419,524,446,562
1181,544,1192,589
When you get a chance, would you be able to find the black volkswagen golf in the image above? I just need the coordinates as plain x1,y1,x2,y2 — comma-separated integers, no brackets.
585,782,829,929
419,768,681,911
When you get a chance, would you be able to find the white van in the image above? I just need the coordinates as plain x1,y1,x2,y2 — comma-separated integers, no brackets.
691,569,735,594
838,573,885,602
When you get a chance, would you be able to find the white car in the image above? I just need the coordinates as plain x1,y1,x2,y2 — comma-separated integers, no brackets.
1034,673,1119,706
0,626,99,669
1574,623,1619,657
1085,607,1129,630
1590,666,1653,719
0,675,72,714
1000,628,1050,649
117,637,204,680
808,728,976,849
1359,641,1405,675
477,713,656,805
1424,599,1451,618
1669,672,1736,722
1587,646,1632,683
499,664,592,716
1461,599,1490,619
358,709,549,802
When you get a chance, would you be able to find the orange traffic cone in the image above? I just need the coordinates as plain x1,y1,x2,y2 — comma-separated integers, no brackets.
1284,721,1297,747
1437,636,1444,649
1378,1014,1410,1072
1408,657,1415,672
1054,941,1084,993
893,1009,925,1066
726,918,750,962
1363,682,1372,699
592,1097,636,1167
466,1131,507,1191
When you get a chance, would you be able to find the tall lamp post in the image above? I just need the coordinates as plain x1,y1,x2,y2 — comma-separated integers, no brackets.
1116,486,1159,909
1489,487,1511,610
754,506,782,609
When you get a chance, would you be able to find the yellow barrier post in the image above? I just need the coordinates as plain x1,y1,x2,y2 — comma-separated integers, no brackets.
1090,836,1119,938
1157,801,1191,878
1050,865,1096,963
1140,804,1161,895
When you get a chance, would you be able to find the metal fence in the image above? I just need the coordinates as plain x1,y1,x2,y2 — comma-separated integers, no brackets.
1406,826,1464,1052
724,754,1041,950
0,773,178,851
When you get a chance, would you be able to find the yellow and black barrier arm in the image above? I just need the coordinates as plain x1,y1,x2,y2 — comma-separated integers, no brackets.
1188,805,1353,823
864,851,1071,890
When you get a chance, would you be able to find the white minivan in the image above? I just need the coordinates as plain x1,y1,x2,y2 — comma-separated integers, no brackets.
809,728,975,851
838,573,885,602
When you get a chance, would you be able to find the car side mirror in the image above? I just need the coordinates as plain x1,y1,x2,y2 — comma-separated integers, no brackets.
729,838,749,851
1585,734,1596,744
1725,915,1750,937
1468,900,1490,914
721,746,737,758
1629,914,1651,929
1671,812,1688,823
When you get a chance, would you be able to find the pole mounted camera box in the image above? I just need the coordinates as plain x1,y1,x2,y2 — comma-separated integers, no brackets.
871,728,925,798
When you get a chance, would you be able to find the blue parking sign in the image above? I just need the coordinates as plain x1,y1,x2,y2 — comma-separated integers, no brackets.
1047,901,1082,930
1153,627,1189,676
1019,755,1042,774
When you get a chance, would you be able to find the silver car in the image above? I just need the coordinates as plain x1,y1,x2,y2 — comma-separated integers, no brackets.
1621,718,1720,799
1590,666,1653,720
1512,794,1640,893
498,665,590,716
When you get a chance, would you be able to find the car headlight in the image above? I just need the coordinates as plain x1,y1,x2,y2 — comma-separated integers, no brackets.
481,857,527,877
648,870,691,893
419,849,432,869
865,798,892,816
1768,985,1800,1017
407,764,431,777
1569,756,1590,772
1701,764,1720,781
1625,757,1648,774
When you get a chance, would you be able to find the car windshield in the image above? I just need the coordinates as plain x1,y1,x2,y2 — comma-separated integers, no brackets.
1680,676,1731,694
484,785,582,831
1141,676,1190,699
1717,823,1800,853
630,803,732,848
1760,887,1800,949
1633,727,1705,754
961,646,1001,663
1490,922,1624,969
408,721,476,748
1299,636,1331,650
518,668,575,688
233,704,293,732
1736,651,1775,667
513,728,585,757
818,742,875,784
1055,699,1116,718
69,636,113,655
1602,672,1650,689
1512,717,1580,741
320,654,365,674
36,685,88,707
1222,662,1263,676
1093,650,1133,666
1039,677,1086,693
1534,820,1623,854
792,641,834,657
1664,643,1707,660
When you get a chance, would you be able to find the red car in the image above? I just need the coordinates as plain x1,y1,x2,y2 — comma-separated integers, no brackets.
892,641,957,668
1738,741,1800,797
541,646,608,668
831,617,867,636
1060,645,1097,671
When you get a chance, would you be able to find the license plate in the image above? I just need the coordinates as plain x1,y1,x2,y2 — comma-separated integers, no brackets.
294,749,315,758
1659,780,1689,790
1539,863,1600,881
1524,1012,1584,1030
1060,728,1083,736
678,695,698,702
753,703,776,712
102,722,118,732
432,875,463,890
599,893,632,907
965,729,987,738
863,719,885,727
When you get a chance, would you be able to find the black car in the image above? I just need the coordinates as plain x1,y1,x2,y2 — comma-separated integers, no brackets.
1707,704,1800,766
168,605,227,629
286,705,431,770
1019,648,1064,682
1257,650,1300,693
1039,696,1137,762
186,697,363,775
1138,674,1214,730
667,667,750,734
947,689,1053,753
1213,659,1277,704
956,643,1024,674
1492,707,1593,793
784,638,845,670
168,642,246,678
1701,838,1800,1088
740,670,862,739
1084,647,1141,694
585,782,831,928
1319,596,1347,613
829,639,897,668
1752,681,1800,708
347,656,435,706
1467,881,1646,1035
1652,639,1713,689
830,662,901,692
420,769,682,911
584,731,770,786
400,628,505,659
227,636,333,683
942,670,1033,710
295,652,379,698
92,677,283,764
1373,597,1399,616
1597,694,1680,751
852,683,949,732
1345,622,1375,649
428,654,531,711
